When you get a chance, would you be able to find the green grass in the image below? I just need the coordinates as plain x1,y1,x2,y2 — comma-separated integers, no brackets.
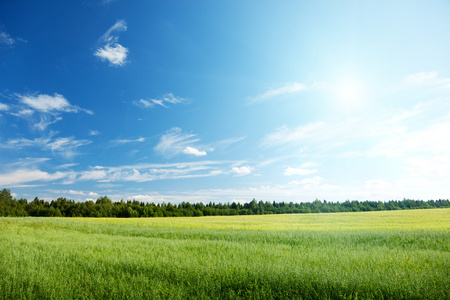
0,209,449,299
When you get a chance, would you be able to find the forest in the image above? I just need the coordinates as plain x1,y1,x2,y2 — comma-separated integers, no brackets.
0,188,448,218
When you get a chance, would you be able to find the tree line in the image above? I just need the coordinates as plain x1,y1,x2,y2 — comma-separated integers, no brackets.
0,188,448,218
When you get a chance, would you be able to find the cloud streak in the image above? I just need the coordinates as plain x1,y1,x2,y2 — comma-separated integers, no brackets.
0,31,26,48
231,166,254,176
77,161,224,183
4,93,93,130
284,166,317,176
0,169,66,186
183,146,207,156
133,93,186,109
95,20,128,66
247,82,319,104
154,127,206,158
111,137,145,144
1,132,91,158
404,71,450,89
260,98,450,177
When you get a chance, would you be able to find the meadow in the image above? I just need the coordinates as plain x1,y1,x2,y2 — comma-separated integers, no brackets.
0,209,449,299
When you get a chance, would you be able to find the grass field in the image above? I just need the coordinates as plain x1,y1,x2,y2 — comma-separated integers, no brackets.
0,209,449,299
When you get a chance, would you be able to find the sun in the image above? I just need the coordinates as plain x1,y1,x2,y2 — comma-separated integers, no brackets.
337,85,361,104
330,76,368,110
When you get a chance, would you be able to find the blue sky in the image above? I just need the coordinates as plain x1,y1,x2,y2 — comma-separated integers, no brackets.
1,0,450,203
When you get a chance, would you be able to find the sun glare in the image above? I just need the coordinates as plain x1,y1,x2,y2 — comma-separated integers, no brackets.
337,85,361,104
331,78,367,109
339,86,359,101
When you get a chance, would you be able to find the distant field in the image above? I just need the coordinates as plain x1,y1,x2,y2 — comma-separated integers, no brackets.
1,209,449,299
77,208,450,231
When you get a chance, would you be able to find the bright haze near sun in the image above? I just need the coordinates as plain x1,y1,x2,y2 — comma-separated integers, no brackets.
1,0,449,204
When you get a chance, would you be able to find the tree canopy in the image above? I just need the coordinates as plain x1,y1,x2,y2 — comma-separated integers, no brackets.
0,188,448,218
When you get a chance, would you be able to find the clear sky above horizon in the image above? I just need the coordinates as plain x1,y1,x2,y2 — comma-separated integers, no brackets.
1,0,450,203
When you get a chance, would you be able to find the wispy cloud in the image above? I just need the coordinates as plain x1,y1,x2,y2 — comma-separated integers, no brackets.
0,31,15,46
261,97,450,164
231,166,254,176
56,163,79,169
284,162,317,176
261,122,325,148
133,93,186,109
77,161,223,183
5,93,93,130
154,127,206,158
9,157,51,167
111,137,146,144
19,93,74,113
404,155,450,177
89,130,100,136
0,31,26,48
211,136,247,151
2,132,91,158
247,82,319,104
34,116,62,131
183,146,207,156
16,93,93,114
404,71,450,88
95,20,128,66
0,169,66,186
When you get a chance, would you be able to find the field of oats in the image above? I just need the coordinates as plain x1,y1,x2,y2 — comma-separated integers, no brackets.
1,209,449,299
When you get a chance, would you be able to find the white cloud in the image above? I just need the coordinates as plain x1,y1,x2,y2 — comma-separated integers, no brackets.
0,32,15,46
405,71,438,84
247,82,317,104
98,20,127,44
95,20,128,66
154,127,203,158
0,103,9,111
183,146,207,156
151,99,168,108
111,137,145,144
34,116,62,130
89,130,100,136
134,99,154,108
68,190,85,195
19,93,73,113
284,167,317,176
11,109,34,117
0,169,66,186
289,176,323,186
162,93,185,104
405,155,450,177
2,133,91,158
133,93,186,109
364,179,392,190
0,31,26,47
211,136,247,150
56,163,79,169
9,157,51,168
10,93,93,130
95,44,128,66
373,119,450,157
232,166,254,176
47,137,91,153
404,71,450,88
261,122,325,147
261,97,450,159
76,161,223,183
79,169,108,181
127,194,160,203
